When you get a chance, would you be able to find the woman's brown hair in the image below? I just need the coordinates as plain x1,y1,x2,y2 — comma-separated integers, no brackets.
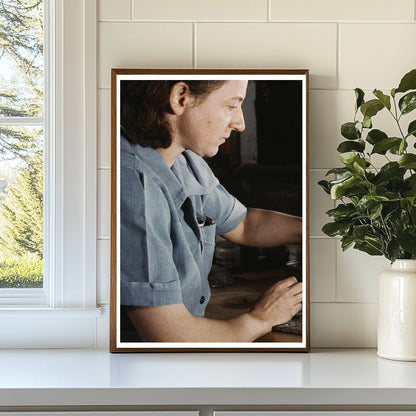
121,80,227,148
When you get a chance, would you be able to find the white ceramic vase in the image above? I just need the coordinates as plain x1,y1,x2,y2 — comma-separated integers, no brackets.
378,259,416,361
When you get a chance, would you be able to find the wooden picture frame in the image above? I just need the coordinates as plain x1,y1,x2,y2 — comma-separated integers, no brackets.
110,69,310,352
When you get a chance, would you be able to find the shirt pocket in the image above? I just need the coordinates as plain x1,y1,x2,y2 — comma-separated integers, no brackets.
199,222,216,275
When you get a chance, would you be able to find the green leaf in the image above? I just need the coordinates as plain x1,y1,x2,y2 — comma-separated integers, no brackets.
405,196,416,207
404,174,416,197
337,140,365,153
341,122,360,140
355,88,365,110
373,89,391,110
357,196,388,215
366,129,388,145
399,154,416,169
325,167,350,176
353,159,367,174
352,224,374,240
339,151,363,167
407,120,416,138
354,241,383,256
394,68,416,94
327,175,354,186
326,203,357,220
398,227,416,256
398,139,408,155
360,99,384,119
341,235,355,251
383,190,402,201
362,116,372,129
399,91,416,115
322,221,351,237
338,152,369,177
386,240,403,263
318,179,331,195
330,176,357,199
359,195,389,206
410,206,416,222
375,162,406,181
369,203,383,219
357,195,389,220
371,137,402,155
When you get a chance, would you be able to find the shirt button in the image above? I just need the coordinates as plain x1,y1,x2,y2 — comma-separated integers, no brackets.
200,296,205,304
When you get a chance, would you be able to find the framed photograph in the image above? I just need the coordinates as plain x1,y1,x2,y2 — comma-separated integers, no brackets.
110,69,310,352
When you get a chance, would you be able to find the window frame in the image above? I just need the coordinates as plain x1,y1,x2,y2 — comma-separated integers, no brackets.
0,0,100,348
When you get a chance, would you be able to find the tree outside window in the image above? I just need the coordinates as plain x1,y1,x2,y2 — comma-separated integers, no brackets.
0,0,44,288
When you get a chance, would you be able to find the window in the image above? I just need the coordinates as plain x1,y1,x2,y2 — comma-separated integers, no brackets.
0,1,44,295
0,0,100,348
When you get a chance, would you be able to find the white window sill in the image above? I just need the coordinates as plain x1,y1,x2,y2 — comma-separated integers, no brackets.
0,307,102,315
0,348,415,410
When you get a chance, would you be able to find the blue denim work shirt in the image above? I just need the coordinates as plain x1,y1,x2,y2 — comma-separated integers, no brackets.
120,134,247,318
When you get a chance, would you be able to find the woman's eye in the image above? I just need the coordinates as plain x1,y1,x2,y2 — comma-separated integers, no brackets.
228,105,238,110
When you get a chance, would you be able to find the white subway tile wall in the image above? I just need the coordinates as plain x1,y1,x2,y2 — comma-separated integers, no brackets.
131,0,268,21
270,0,415,22
309,238,336,303
196,23,337,89
340,24,416,90
97,0,416,347
309,90,352,169
98,22,193,87
336,246,389,303
99,0,131,20
311,303,378,347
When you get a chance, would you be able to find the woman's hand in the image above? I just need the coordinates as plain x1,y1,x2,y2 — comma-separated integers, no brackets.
249,276,302,330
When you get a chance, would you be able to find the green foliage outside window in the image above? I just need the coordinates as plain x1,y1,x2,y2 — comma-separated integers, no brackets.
0,0,44,288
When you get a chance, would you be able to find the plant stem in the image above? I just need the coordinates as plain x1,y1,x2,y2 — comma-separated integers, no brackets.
390,96,406,139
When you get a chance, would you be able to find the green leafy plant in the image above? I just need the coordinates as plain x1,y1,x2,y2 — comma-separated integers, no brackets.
319,69,416,263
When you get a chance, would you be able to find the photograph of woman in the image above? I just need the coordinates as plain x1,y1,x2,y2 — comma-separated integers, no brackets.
116,76,305,346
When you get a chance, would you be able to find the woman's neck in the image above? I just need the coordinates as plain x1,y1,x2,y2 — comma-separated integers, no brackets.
157,143,184,168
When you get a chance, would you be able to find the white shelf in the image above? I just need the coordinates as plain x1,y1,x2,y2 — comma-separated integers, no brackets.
0,348,416,410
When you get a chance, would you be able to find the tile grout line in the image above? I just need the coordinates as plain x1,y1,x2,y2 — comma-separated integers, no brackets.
336,22,340,91
193,22,197,68
334,205,339,303
267,0,271,22
97,19,416,24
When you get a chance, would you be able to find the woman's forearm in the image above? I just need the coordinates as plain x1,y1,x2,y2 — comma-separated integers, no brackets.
127,303,267,342
224,207,302,248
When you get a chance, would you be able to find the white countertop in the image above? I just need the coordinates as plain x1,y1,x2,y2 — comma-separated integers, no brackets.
1,348,416,408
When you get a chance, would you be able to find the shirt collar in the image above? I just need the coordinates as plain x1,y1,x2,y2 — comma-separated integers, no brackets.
172,152,209,197
121,133,208,209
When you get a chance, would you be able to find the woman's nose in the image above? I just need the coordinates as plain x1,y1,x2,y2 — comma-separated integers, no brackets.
231,107,245,132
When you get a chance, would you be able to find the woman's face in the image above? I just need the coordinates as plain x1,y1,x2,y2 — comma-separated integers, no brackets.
174,80,248,158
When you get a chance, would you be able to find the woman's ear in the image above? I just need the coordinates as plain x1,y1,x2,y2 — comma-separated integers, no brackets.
169,82,192,116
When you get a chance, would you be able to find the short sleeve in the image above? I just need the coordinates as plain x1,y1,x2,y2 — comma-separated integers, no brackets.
203,183,247,235
120,159,183,307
